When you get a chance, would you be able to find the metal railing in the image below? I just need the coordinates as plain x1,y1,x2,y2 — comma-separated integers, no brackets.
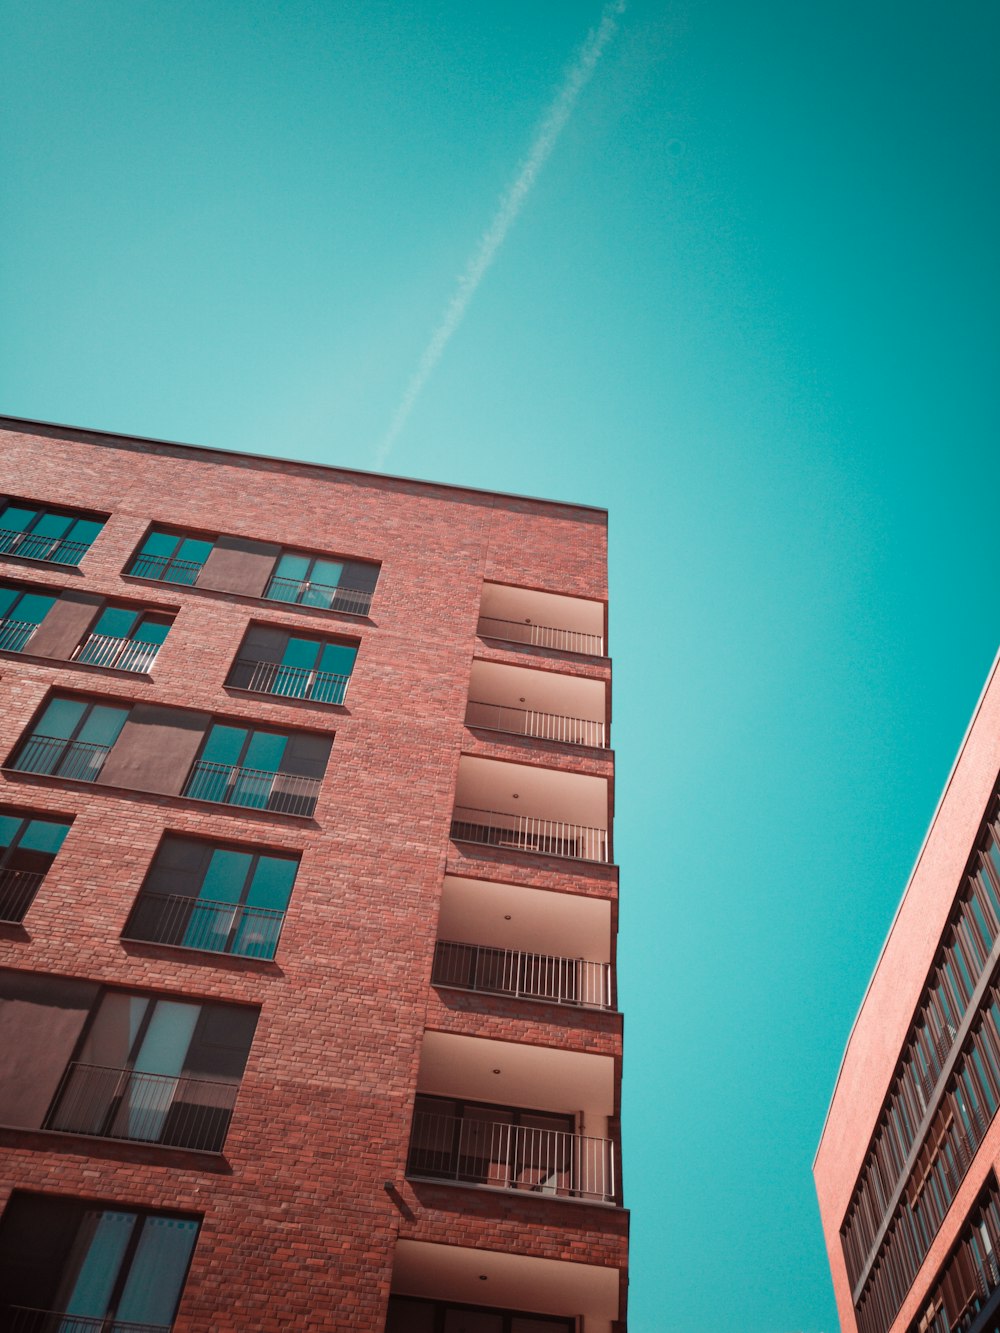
476,615,603,657
73,633,161,673
126,554,205,585
451,806,609,863
46,1062,238,1152
432,940,612,1009
5,1310,170,1333
263,575,373,617
0,618,39,653
12,735,112,783
465,700,605,747
0,867,44,923
229,657,350,705
0,528,92,567
184,760,320,816
125,891,285,960
406,1109,615,1203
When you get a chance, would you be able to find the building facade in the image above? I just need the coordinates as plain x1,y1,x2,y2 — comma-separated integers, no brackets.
815,653,1000,1333
0,418,628,1332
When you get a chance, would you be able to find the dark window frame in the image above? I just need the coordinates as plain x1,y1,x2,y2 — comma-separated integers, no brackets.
125,526,217,585
0,499,106,568
226,623,359,706
263,546,379,616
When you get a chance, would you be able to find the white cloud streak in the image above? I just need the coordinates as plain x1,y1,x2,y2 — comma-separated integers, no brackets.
374,0,626,467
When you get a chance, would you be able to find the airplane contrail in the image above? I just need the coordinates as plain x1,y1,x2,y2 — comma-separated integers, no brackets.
374,0,626,467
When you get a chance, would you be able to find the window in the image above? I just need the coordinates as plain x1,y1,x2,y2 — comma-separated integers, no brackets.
124,835,299,960
127,529,214,585
0,1193,199,1331
0,501,104,568
0,811,70,923
0,584,56,652
264,549,379,616
385,1298,574,1333
0,972,258,1152
228,624,358,705
184,722,330,817
10,697,129,783
73,605,172,673
45,991,257,1151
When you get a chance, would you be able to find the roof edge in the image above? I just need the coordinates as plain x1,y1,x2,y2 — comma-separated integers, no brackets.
0,414,608,520
812,642,1000,1172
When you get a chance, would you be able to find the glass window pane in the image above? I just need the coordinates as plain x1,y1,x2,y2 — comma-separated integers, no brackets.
443,1311,503,1333
77,704,129,747
14,593,56,625
0,587,19,616
141,530,180,558
115,1215,199,1325
92,606,139,639
310,559,343,588
385,1299,437,1333
319,642,357,676
134,1000,200,1077
243,730,287,772
276,553,310,581
202,849,254,904
0,815,23,850
67,518,103,547
19,817,71,855
177,537,213,565
80,993,149,1067
0,505,38,532
202,724,248,766
133,618,171,645
35,696,87,740
32,512,73,539
245,855,297,910
282,637,321,669
62,1210,137,1318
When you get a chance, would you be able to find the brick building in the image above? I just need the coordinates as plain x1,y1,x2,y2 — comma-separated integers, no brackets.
0,417,628,1332
815,652,1000,1333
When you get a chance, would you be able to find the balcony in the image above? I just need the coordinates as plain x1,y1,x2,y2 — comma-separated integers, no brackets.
387,1241,623,1333
477,583,604,657
228,657,350,705
0,529,91,567
0,867,44,923
72,633,161,674
452,757,610,865
407,1104,615,1204
263,574,373,617
466,661,607,750
432,940,612,1009
5,1312,170,1333
12,735,111,783
183,760,320,816
0,618,38,653
45,1062,237,1152
124,891,285,960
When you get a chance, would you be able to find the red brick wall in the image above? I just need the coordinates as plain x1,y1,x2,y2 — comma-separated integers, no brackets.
0,423,624,1332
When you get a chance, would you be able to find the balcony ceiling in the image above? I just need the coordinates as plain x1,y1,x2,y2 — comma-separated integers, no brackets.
439,875,611,961
480,583,603,637
455,755,609,827
391,1239,621,1321
418,1031,615,1120
469,661,605,721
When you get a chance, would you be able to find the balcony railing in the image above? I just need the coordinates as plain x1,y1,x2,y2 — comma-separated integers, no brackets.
73,633,161,674
263,575,373,617
0,867,45,923
183,760,320,817
451,806,609,863
125,891,285,960
46,1062,237,1152
12,735,112,783
476,615,603,657
0,618,39,653
126,554,205,585
0,528,91,567
407,1109,616,1204
464,700,605,748
5,1310,170,1333
229,658,350,705
433,940,612,1009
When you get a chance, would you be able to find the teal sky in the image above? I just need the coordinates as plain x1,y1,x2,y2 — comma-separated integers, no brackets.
2,2,999,1328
